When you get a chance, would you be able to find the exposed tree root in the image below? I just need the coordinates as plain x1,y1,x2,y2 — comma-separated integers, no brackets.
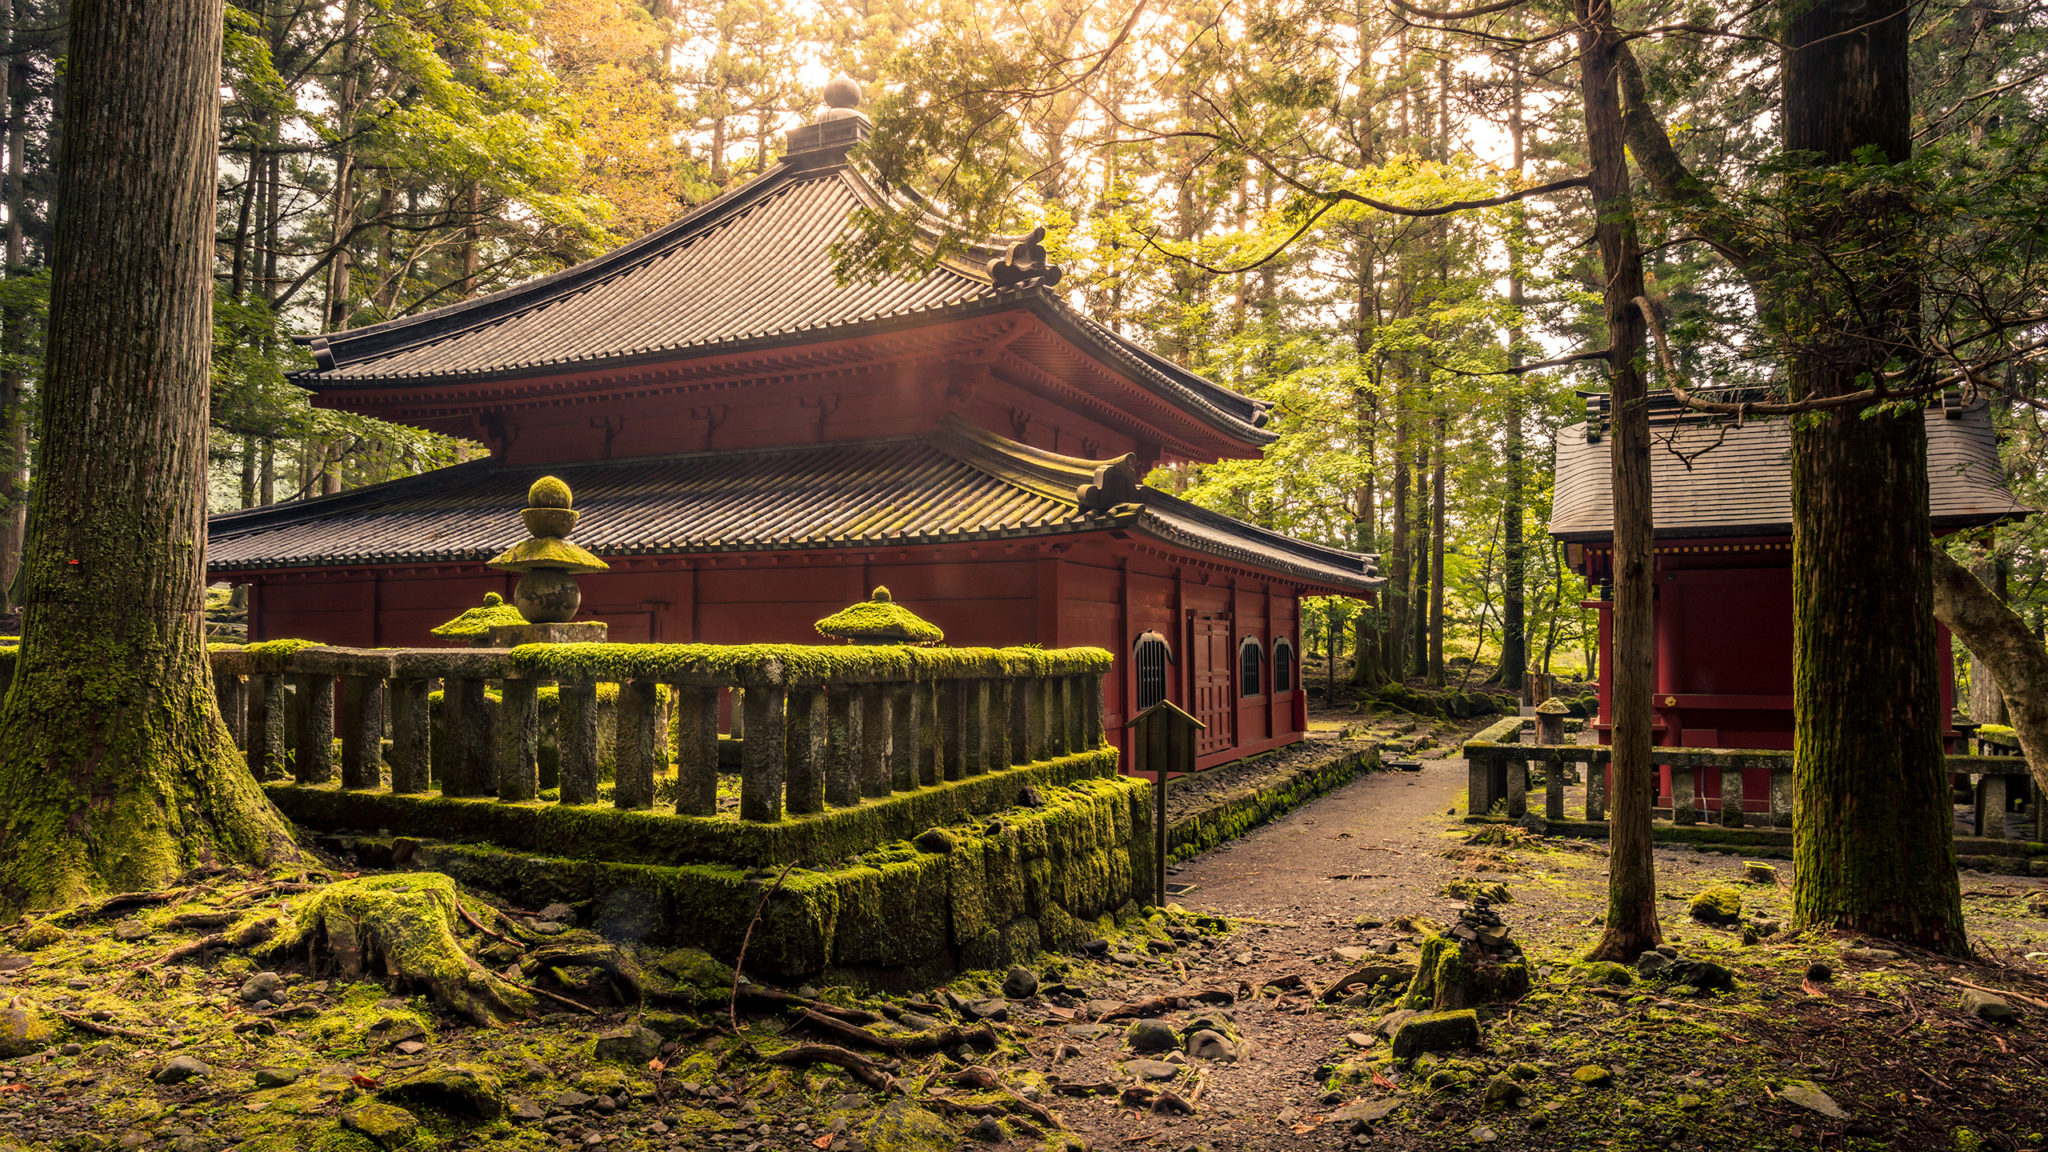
792,1007,997,1053
947,1066,1060,1127
261,873,533,1027
760,1043,901,1092
524,937,646,1003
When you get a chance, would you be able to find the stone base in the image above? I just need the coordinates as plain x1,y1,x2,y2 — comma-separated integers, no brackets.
307,771,1154,986
489,621,608,646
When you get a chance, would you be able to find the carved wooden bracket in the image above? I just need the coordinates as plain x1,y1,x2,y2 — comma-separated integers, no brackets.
689,404,728,450
590,415,625,459
800,393,841,440
1008,407,1032,441
1076,455,1141,512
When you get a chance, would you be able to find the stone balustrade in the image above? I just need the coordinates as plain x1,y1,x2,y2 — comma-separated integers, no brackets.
1462,714,2034,839
183,640,1113,823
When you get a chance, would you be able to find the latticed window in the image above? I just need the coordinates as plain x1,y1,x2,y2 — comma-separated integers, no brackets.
1273,638,1295,693
1133,632,1172,711
1239,636,1263,697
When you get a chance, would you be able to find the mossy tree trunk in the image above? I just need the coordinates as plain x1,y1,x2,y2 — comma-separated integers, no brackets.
1781,0,1966,954
1933,549,2048,797
0,0,296,913
1577,0,1662,962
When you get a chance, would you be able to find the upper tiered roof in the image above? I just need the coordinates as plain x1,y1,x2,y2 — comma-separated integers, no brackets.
294,84,1274,459
1550,390,2028,541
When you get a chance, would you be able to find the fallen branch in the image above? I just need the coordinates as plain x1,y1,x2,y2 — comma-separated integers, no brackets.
729,862,799,1039
1950,977,2048,1011
508,979,601,1016
794,1008,996,1053
1052,1080,1117,1096
760,1043,899,1093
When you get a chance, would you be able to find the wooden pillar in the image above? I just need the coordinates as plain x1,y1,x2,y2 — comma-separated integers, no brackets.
292,673,334,785
890,684,918,790
549,680,596,805
673,685,720,815
339,675,384,789
786,687,826,814
495,677,541,802
740,685,786,822
614,679,660,810
387,679,430,794
825,688,863,806
1719,766,1744,828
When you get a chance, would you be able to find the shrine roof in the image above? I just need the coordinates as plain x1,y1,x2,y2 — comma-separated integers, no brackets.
1550,391,2029,541
207,419,1379,593
291,135,1273,448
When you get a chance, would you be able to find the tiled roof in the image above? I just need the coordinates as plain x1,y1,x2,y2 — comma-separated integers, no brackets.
208,420,1379,592
294,151,1274,446
1550,392,2029,540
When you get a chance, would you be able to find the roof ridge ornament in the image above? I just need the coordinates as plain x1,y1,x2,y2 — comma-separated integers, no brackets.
989,225,1063,290
1076,455,1141,513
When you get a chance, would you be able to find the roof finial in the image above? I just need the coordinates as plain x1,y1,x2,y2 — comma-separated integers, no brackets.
819,76,867,123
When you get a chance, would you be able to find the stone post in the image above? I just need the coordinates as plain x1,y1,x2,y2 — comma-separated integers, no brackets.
441,678,493,797
292,673,335,785
1586,758,1608,821
339,675,384,789
387,679,431,794
825,688,862,806
1719,766,1744,828
988,679,1011,769
915,682,939,785
786,687,826,814
1011,677,1036,764
1066,675,1087,753
1505,754,1527,819
1978,773,2010,839
963,679,989,776
1467,751,1495,815
939,680,966,780
250,674,288,780
890,684,918,791
1083,673,1104,749
1546,754,1565,820
215,672,247,749
1672,765,1698,825
740,685,786,822
1768,765,1794,827
1045,678,1069,758
495,677,541,801
614,679,661,810
556,679,602,805
860,684,892,797
673,685,720,816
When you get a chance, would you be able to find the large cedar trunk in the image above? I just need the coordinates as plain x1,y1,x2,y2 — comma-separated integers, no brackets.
1782,0,1965,953
0,0,295,912
1577,0,1661,961
1932,550,2048,795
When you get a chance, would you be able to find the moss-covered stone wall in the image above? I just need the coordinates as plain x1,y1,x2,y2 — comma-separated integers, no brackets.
265,748,1120,867
1167,747,1380,864
341,773,1155,986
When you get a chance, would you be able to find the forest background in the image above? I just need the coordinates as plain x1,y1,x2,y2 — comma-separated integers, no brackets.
0,0,2037,703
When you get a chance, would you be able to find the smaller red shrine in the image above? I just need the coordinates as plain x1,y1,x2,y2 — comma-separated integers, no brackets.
1552,389,2028,813
205,82,1382,772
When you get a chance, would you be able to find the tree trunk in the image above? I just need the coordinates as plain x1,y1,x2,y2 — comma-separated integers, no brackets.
1577,0,1661,962
1494,73,1528,691
0,0,296,913
1782,0,1965,954
1965,552,2009,725
1932,549,2048,795
1410,430,1429,676
0,0,27,610
1388,375,1410,682
1427,406,1446,687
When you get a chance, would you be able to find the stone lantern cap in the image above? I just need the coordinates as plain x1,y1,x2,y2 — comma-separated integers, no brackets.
487,475,609,575
815,586,944,645
430,592,527,639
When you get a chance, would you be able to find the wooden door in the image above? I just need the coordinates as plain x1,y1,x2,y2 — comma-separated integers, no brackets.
1190,613,1236,757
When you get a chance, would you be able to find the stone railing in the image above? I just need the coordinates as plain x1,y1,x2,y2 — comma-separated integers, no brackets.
1463,714,2034,839
191,641,1113,824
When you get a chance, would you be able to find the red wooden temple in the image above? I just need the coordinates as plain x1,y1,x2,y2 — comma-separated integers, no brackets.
1552,388,2027,812
205,84,1382,772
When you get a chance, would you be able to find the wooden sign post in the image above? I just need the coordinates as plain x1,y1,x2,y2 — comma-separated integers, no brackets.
1127,700,1204,909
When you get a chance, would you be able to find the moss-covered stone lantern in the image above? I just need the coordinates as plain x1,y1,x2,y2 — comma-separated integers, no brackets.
430,591,527,646
484,477,610,643
814,586,944,645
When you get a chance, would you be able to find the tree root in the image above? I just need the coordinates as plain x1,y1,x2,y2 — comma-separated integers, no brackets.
52,888,185,926
54,1010,148,1040
733,984,882,1024
792,1007,997,1054
262,873,533,1027
760,1043,901,1092
524,937,645,1004
947,1066,1060,1128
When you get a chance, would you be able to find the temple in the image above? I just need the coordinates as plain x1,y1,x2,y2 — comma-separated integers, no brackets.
1551,388,2027,811
205,81,1381,771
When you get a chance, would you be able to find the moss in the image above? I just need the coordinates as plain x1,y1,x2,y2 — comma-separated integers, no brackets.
1687,885,1746,926
262,874,534,1026
815,587,945,645
528,476,573,509
487,535,608,574
506,641,1113,688
430,593,528,639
